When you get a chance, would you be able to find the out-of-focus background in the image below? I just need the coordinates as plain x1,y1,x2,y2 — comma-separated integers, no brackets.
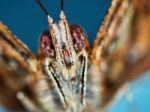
0,0,150,112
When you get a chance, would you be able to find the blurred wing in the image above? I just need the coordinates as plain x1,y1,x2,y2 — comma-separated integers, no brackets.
0,22,39,111
89,0,150,107
0,22,35,61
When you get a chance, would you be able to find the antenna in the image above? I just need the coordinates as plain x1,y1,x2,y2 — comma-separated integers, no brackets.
36,0,49,16
61,0,64,11
36,0,53,24
60,0,66,19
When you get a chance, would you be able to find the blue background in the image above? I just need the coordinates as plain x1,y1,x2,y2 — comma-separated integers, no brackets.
0,0,150,112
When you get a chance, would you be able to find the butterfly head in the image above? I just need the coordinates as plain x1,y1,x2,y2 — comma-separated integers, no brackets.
37,1,88,68
37,0,88,109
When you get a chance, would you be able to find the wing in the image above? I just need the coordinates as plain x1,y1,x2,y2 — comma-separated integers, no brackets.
0,22,57,112
0,21,35,110
89,0,150,108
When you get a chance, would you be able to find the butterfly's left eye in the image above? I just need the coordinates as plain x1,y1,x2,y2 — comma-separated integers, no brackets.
40,31,56,58
70,25,86,52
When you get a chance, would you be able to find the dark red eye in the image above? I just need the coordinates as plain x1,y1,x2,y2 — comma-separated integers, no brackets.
40,31,55,58
70,24,86,52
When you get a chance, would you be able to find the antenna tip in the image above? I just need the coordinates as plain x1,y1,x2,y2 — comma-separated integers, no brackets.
60,10,66,19
48,15,53,24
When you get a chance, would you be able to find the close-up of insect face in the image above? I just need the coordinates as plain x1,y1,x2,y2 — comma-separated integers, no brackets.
37,0,88,110
0,0,150,112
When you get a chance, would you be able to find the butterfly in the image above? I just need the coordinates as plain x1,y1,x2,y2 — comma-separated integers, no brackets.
0,0,150,112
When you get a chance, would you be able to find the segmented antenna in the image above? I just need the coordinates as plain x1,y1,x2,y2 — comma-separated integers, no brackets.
36,0,49,16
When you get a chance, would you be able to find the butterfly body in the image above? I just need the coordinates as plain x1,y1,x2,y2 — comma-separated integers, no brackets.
0,0,150,112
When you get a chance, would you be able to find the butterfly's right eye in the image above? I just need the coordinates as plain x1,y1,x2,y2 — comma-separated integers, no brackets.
40,31,56,58
70,24,86,52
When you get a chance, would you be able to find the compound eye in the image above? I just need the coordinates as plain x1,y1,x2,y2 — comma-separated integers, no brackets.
40,31,55,58
70,25,86,52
